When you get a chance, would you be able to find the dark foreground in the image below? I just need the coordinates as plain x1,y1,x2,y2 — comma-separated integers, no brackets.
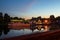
4,30,60,40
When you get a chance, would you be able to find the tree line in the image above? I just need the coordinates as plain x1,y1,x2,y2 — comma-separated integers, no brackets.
0,12,11,36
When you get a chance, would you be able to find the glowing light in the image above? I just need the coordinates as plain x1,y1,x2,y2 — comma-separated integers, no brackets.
44,20,48,23
11,20,23,22
41,28,44,31
44,26,49,31
45,26,48,29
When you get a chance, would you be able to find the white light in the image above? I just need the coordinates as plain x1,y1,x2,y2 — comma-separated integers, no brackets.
41,28,44,31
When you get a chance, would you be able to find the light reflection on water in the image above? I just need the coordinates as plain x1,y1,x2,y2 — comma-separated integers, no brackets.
0,24,60,39
0,28,45,39
0,25,51,39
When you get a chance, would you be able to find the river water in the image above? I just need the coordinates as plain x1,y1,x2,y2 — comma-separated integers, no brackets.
0,28,45,39
0,25,59,39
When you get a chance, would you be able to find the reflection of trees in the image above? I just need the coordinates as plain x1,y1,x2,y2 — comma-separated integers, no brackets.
49,15,60,30
0,12,11,36
49,15,59,30
3,13,11,34
0,12,3,36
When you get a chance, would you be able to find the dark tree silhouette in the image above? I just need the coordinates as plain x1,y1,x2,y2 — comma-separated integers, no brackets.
50,15,55,24
4,13,11,22
49,15,59,30
37,16,41,20
36,16,41,22
3,13,11,34
31,17,37,22
0,12,3,36
10,17,14,20
56,16,60,25
50,15,55,19
14,17,18,20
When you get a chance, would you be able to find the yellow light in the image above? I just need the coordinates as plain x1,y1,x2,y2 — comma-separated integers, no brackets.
11,20,23,22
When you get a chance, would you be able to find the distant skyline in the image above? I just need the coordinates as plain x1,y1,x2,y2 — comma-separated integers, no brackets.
0,0,60,19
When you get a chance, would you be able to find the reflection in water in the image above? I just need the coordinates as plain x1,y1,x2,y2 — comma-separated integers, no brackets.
0,24,10,39
41,28,44,31
0,30,2,36
0,29,41,39
0,25,60,39
0,13,10,39
0,25,49,39
44,26,49,31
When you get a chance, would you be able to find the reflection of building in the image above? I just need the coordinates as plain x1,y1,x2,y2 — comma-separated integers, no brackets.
36,25,42,30
36,25,49,31
44,26,49,31
30,18,50,31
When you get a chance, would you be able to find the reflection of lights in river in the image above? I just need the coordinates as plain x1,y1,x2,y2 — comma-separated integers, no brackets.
36,25,49,32
44,26,49,31
41,28,44,31
45,26,48,29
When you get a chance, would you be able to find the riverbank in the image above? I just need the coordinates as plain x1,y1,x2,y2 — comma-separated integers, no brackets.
8,23,30,30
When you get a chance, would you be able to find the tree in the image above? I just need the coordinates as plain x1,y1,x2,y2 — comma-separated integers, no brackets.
49,15,56,30
37,16,41,20
56,16,60,20
10,17,13,20
3,13,11,35
0,12,3,22
0,12,3,36
56,16,60,24
31,17,37,21
14,17,18,20
50,15,55,19
36,16,41,22
4,13,10,22
50,15,55,24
